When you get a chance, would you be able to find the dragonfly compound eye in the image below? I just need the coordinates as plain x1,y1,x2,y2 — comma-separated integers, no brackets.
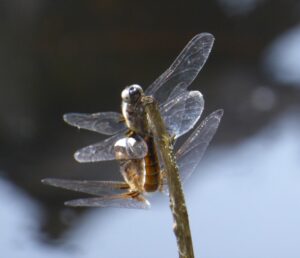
128,84,143,101
122,84,143,103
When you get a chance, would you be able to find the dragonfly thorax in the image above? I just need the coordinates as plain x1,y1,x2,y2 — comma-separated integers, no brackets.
121,84,149,136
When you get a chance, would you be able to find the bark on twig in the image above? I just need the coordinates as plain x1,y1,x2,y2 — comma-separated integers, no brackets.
142,96,194,258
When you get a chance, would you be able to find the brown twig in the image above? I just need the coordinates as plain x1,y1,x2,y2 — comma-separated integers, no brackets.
142,96,194,258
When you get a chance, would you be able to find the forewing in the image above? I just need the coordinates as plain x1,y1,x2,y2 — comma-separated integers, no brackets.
145,33,214,103
42,178,129,196
176,109,223,183
114,136,148,160
65,194,150,209
63,112,125,135
74,133,125,163
161,90,204,138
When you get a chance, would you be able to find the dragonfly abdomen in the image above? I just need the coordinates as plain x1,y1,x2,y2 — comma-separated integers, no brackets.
143,136,160,192
119,159,145,193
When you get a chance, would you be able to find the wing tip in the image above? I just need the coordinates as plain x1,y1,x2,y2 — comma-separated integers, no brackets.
41,178,63,186
194,32,215,44
189,90,203,98
201,109,223,127
63,113,72,124
74,151,87,163
64,200,80,207
41,178,50,185
188,90,205,106
74,151,80,162
41,178,70,189
214,109,224,119
63,113,83,129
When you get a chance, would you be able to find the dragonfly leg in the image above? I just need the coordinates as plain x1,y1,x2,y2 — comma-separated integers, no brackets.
118,115,125,123
125,130,135,137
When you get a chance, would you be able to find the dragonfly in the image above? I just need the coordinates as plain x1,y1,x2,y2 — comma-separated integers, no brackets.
42,33,223,209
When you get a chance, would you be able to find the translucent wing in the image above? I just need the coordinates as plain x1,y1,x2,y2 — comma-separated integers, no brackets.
75,133,148,163
176,109,223,183
42,178,129,196
64,193,150,209
73,91,202,163
65,34,214,164
161,90,204,138
63,90,201,138
114,135,148,160
145,33,214,103
63,112,125,135
74,133,123,162
160,109,223,194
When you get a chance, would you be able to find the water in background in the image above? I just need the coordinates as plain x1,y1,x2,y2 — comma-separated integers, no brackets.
1,111,300,258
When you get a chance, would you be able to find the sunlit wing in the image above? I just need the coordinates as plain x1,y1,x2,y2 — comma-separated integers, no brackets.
65,34,214,164
161,109,223,193
161,90,204,138
64,193,150,209
64,90,202,137
177,109,223,182
114,135,149,160
74,133,123,162
73,91,203,163
41,178,129,196
63,112,125,135
74,133,149,163
145,33,214,104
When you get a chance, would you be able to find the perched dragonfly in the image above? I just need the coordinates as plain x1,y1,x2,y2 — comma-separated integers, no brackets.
42,33,223,209
43,110,222,209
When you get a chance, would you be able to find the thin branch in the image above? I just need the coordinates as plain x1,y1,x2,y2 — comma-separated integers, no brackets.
142,96,194,258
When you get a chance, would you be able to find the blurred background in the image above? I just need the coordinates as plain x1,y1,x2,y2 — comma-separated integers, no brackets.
1,0,300,257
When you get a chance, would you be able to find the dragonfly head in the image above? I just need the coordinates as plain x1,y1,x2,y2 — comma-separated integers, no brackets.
121,84,144,103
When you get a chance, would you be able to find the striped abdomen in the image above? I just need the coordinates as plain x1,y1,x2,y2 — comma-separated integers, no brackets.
143,136,160,192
